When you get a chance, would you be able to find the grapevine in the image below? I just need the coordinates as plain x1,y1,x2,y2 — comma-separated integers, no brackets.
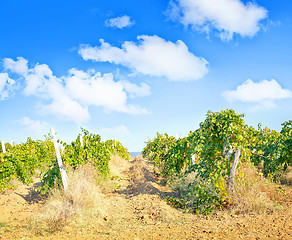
143,109,291,214
1,128,131,194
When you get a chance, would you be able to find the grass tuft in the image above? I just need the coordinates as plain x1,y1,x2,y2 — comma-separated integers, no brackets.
230,162,284,214
167,162,286,215
280,167,292,186
30,165,108,233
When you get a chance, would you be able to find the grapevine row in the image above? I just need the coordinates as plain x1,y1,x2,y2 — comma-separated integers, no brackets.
143,109,291,213
0,128,131,193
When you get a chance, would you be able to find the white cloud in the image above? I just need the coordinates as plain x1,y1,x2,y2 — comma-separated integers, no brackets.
2,57,149,122
105,15,134,29
3,57,28,75
4,58,90,122
121,81,151,98
21,117,48,133
39,96,90,123
65,68,148,114
223,79,292,108
167,0,268,41
0,73,15,100
78,35,208,81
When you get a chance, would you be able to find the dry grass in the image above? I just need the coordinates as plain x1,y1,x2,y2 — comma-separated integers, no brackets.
109,155,131,175
29,154,288,236
166,163,287,215
30,165,109,233
230,162,285,214
96,155,130,194
280,167,292,186
30,155,131,233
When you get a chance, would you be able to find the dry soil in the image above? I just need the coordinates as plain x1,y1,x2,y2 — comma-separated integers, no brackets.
0,157,291,239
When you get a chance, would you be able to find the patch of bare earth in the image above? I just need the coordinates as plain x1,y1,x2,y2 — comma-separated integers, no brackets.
1,157,291,239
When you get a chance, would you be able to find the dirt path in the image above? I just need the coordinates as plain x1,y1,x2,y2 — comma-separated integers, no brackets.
1,157,291,239
0,179,44,239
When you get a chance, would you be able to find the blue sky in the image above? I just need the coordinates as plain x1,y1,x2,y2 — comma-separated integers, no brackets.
0,0,291,151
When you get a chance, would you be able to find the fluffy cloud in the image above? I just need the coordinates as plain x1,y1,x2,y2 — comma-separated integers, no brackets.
4,57,90,122
3,57,149,122
167,0,268,41
3,57,28,75
0,73,15,100
223,79,292,108
105,15,134,29
21,117,48,133
78,35,208,81
40,96,90,123
121,81,151,98
65,68,148,114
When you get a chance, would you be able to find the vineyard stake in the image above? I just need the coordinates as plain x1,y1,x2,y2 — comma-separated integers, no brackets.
191,154,196,165
50,127,69,191
227,148,241,190
1,140,6,153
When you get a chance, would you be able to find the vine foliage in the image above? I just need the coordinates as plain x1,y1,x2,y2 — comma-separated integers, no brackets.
143,109,291,214
1,128,131,194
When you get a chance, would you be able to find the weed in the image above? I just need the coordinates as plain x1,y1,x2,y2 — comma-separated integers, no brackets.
230,162,284,214
30,165,107,233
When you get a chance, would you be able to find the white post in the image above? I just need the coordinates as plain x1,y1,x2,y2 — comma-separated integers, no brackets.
50,127,69,191
175,133,179,140
191,154,196,165
10,140,13,146
1,140,6,154
80,135,83,147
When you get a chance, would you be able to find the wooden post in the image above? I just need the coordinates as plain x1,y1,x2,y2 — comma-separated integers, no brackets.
228,148,241,190
11,140,13,146
50,127,69,191
1,140,6,154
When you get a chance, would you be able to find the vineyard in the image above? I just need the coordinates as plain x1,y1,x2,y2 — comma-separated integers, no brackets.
0,109,291,239
143,109,291,213
0,128,130,194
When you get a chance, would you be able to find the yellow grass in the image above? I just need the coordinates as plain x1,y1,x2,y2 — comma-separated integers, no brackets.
230,162,285,214
280,166,292,186
30,165,109,233
30,155,131,233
